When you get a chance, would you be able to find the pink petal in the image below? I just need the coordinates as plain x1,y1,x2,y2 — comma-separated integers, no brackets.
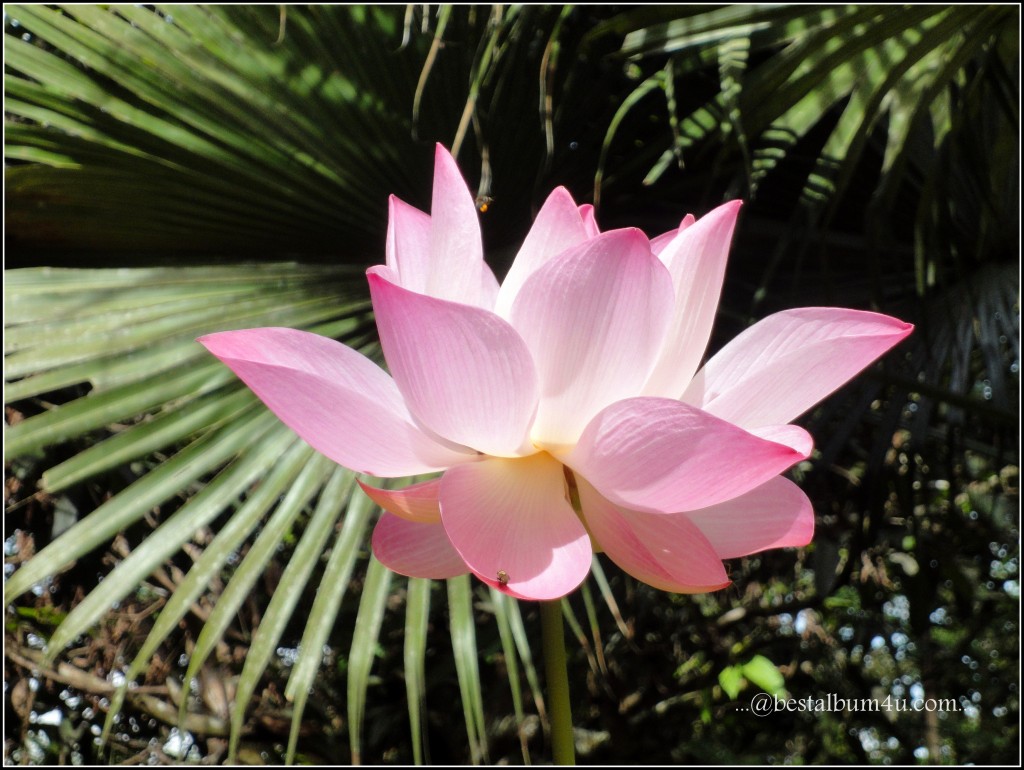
579,204,600,237
440,454,592,601
650,213,695,256
372,512,469,579
358,478,441,524
643,201,742,398
478,264,500,311
748,424,815,456
368,267,538,457
685,476,815,559
567,397,808,514
576,475,730,593
494,187,590,317
385,195,432,295
683,308,914,428
508,229,674,448
198,328,470,477
425,144,498,308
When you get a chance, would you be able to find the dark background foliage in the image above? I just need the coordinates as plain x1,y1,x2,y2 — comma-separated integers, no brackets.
5,5,1018,765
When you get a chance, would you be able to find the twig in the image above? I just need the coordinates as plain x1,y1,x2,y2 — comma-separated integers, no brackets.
6,644,232,737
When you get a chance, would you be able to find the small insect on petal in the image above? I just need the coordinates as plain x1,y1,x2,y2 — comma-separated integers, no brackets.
497,569,509,587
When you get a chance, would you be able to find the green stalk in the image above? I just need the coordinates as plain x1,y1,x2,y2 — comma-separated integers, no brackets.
540,599,575,765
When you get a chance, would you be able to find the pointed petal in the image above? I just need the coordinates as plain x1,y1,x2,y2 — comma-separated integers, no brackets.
576,476,729,593
683,308,914,428
425,144,495,307
369,267,538,457
509,229,674,448
494,187,590,317
644,201,742,398
440,454,592,601
372,512,469,579
386,195,432,294
198,328,469,477
685,476,814,559
567,397,808,514
650,213,695,256
358,478,441,524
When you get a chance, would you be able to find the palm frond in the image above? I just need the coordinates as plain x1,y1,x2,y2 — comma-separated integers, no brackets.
582,5,1017,284
4,261,547,763
3,5,581,760
5,5,437,261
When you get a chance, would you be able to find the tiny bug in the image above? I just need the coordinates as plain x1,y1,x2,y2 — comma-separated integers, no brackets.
497,569,509,587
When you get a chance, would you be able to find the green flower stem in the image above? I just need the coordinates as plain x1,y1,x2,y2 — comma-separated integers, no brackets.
540,598,575,765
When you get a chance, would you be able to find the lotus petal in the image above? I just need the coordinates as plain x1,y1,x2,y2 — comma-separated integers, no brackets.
509,229,674,448
686,476,815,559
644,201,742,398
199,328,471,477
683,308,914,428
576,475,730,593
568,397,808,513
439,454,592,600
369,267,538,457
358,478,441,524
372,512,468,579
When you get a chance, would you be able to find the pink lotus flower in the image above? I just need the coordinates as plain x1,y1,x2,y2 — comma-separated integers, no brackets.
199,145,912,601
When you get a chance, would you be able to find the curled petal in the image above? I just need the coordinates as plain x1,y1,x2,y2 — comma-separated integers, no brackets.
643,200,742,399
576,476,729,593
198,328,470,477
578,204,600,237
440,454,592,601
372,512,469,579
567,397,808,514
683,308,914,428
495,187,591,318
369,267,538,457
509,229,674,448
685,476,815,559
358,478,441,524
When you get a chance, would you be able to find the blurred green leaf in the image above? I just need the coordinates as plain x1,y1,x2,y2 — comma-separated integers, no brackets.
718,665,743,700
741,655,787,698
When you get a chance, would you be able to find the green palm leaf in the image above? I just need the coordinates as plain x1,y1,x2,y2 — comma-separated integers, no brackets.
5,5,435,259
4,6,590,761
584,4,1017,285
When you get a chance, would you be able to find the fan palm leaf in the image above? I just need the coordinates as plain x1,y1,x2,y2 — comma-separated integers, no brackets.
583,4,1017,287
5,5,437,259
4,4,555,762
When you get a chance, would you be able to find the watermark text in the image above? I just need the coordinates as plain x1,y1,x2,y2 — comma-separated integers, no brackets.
741,692,962,717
